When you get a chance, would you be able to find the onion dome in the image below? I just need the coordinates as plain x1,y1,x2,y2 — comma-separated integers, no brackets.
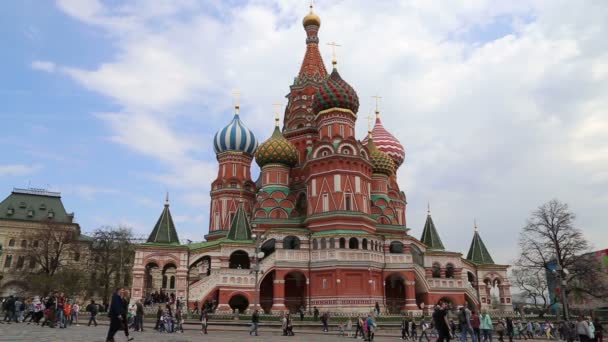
367,134,396,176
362,111,406,167
302,4,321,27
213,106,258,155
255,119,298,167
312,67,359,114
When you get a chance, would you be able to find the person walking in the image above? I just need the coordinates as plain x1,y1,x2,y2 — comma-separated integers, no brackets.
355,316,365,339
577,316,592,342
420,317,431,342
375,302,381,316
321,311,329,332
496,319,505,342
594,318,604,342
313,306,319,321
459,306,477,342
106,287,124,342
402,316,411,340
86,300,99,327
480,311,494,342
249,309,259,336
120,289,133,341
366,313,377,341
200,309,209,335
72,301,80,326
154,305,163,331
435,302,452,342
135,300,144,332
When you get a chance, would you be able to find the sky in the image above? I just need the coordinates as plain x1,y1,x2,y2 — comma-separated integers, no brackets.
0,0,607,265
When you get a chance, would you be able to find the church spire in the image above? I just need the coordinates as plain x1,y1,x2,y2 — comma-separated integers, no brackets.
147,195,180,245
466,221,495,264
227,202,252,241
420,206,445,250
298,3,328,81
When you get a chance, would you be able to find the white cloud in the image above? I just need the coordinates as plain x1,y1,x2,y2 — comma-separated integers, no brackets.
49,0,608,263
31,60,56,72
0,164,41,176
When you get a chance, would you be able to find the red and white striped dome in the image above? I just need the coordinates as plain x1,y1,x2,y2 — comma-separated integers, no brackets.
362,114,405,167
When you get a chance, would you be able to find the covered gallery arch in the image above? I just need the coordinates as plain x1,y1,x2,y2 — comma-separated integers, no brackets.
229,250,250,269
284,271,307,313
228,293,250,313
259,270,275,314
385,273,406,314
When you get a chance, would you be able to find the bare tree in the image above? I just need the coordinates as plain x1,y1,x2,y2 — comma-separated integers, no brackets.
89,225,135,304
511,267,551,317
22,221,81,276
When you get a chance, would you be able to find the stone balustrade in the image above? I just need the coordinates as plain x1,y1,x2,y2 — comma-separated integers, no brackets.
426,278,465,289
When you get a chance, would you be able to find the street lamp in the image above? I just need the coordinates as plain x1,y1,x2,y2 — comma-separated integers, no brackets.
553,266,570,321
251,232,266,311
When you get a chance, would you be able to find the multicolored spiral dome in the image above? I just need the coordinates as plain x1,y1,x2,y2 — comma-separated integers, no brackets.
255,126,299,167
312,68,359,114
361,116,406,167
213,114,258,155
367,136,396,176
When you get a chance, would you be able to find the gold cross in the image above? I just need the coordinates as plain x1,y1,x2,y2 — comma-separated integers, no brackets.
367,114,374,133
232,90,240,114
327,41,341,65
372,95,382,116
272,102,283,126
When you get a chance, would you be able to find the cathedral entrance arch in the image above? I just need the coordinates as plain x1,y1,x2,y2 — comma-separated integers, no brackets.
229,294,249,313
259,270,275,313
284,271,307,313
144,262,160,297
385,273,406,314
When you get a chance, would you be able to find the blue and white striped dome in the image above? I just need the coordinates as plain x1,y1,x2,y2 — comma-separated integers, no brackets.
213,113,258,155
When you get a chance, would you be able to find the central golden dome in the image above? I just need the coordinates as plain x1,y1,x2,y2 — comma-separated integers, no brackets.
302,6,321,27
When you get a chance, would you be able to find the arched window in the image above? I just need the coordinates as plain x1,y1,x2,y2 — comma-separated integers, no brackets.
16,256,25,269
329,237,335,249
4,255,12,268
445,264,455,278
349,237,359,249
169,276,175,289
389,241,404,254
229,250,250,269
20,240,27,248
432,263,441,278
283,236,301,250
321,238,327,250
362,239,368,250
29,257,36,269
162,275,168,288
33,240,39,248
339,238,346,249
8,239,15,247
312,239,318,250
74,252,81,262
411,244,424,267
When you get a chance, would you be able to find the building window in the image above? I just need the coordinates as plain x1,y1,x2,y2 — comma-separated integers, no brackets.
283,236,301,250
362,239,368,250
230,183,237,188
334,175,341,192
232,164,236,176
340,125,344,136
327,126,332,137
4,255,12,268
339,238,346,249
322,194,329,212
311,179,317,196
33,240,39,248
74,253,81,262
345,194,352,211
349,237,359,249
162,275,167,289
8,239,15,247
446,264,455,278
170,276,176,289
322,278,327,289
389,241,404,254
320,238,327,250
355,176,361,193
312,239,318,250
329,238,335,249
16,256,24,269
363,196,368,213
432,263,441,278
29,257,36,269
21,240,27,248
222,164,226,176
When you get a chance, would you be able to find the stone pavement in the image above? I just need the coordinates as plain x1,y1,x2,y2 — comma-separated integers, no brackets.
0,322,386,342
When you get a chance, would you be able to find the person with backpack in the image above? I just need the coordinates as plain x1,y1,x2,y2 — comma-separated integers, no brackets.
459,306,477,342
420,317,431,342
480,311,494,342
86,299,98,326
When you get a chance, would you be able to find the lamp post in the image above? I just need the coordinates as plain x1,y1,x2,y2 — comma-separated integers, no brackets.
554,265,570,321
251,231,266,311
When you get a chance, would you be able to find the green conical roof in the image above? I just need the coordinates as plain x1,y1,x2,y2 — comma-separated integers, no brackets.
147,199,180,245
466,229,495,265
227,202,252,241
420,213,445,250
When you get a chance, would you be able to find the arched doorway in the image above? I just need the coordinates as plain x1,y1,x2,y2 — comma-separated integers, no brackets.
229,250,250,269
284,271,307,313
259,270,275,314
385,274,406,314
144,262,160,297
229,294,249,313
162,263,177,300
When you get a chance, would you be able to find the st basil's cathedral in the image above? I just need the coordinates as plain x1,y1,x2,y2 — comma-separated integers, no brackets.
130,5,512,315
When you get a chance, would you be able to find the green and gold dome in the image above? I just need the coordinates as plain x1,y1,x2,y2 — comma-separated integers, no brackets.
367,134,396,176
255,121,299,168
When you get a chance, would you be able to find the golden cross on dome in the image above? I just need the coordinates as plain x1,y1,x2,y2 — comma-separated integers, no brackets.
232,90,241,115
474,217,478,232
372,95,382,117
366,114,374,133
427,201,431,215
327,41,341,66
272,103,283,127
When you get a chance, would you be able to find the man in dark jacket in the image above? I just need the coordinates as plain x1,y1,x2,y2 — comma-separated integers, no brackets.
135,300,144,332
86,300,99,326
106,287,124,342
